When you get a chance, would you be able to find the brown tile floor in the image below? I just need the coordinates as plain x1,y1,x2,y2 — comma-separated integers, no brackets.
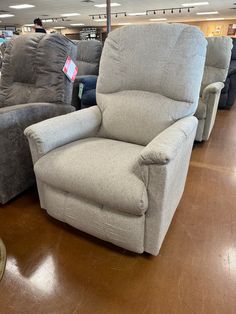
1,106,236,314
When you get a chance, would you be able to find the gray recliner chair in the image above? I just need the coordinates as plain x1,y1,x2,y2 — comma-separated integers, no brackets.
0,33,76,204
195,36,232,142
25,24,207,255
71,40,103,109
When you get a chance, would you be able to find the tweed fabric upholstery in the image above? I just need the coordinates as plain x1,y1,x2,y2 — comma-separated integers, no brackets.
0,33,77,107
34,137,147,215
25,24,207,255
97,24,206,145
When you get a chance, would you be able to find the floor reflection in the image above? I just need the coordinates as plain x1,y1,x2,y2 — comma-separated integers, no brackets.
6,255,57,295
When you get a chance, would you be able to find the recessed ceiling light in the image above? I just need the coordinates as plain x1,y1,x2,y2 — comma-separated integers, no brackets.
150,18,167,21
70,23,85,26
54,26,66,29
60,13,80,17
42,19,53,23
94,3,121,7
197,11,218,15
24,23,34,26
128,12,146,16
9,4,35,9
182,2,209,6
0,14,15,18
94,18,107,22
205,17,225,20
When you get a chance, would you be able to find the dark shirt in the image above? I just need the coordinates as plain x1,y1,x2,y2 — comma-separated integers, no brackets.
35,28,47,34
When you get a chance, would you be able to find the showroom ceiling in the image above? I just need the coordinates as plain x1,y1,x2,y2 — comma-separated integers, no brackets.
0,0,235,28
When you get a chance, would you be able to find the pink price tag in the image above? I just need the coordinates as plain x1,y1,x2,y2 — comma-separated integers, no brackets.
63,56,78,82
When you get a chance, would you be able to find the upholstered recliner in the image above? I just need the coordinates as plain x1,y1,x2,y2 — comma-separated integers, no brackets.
71,40,103,109
25,24,207,255
0,33,76,204
195,36,232,141
0,42,6,70
219,38,236,109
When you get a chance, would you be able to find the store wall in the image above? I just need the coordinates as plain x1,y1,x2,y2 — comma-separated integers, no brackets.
21,19,236,38
183,20,236,37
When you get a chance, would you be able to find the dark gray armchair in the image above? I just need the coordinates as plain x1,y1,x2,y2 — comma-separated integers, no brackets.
219,38,236,109
71,40,103,110
0,33,76,204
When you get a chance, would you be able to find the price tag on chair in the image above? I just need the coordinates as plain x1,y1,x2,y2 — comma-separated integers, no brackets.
63,56,78,82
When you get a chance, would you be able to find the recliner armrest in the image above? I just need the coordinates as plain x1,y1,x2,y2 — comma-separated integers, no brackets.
202,82,224,102
74,75,98,87
139,116,198,165
24,106,102,163
77,75,98,87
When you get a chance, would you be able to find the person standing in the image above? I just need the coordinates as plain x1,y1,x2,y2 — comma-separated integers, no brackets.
33,18,47,33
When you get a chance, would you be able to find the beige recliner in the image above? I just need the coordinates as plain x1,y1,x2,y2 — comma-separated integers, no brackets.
195,36,232,142
25,24,207,255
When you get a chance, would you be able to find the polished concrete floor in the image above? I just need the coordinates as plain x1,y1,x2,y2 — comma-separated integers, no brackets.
1,106,236,314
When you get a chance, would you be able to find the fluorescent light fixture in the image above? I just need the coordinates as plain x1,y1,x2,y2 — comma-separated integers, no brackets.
197,11,218,15
42,19,53,23
9,4,35,9
117,22,132,25
182,2,209,6
206,17,225,20
128,12,146,16
61,13,80,17
70,23,85,26
94,3,121,7
94,18,107,22
150,18,167,21
24,23,34,26
54,26,66,29
0,14,15,18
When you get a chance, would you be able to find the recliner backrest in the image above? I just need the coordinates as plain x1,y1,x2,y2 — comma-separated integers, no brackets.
0,33,77,107
200,36,233,95
73,40,103,76
96,24,207,145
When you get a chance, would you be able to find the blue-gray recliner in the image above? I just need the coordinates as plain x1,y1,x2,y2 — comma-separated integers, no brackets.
219,38,236,109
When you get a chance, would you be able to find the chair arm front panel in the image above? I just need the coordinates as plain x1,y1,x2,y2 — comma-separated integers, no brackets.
139,117,198,255
202,82,224,103
201,82,224,141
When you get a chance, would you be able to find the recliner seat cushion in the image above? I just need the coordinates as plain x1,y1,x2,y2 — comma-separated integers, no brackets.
34,137,148,216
